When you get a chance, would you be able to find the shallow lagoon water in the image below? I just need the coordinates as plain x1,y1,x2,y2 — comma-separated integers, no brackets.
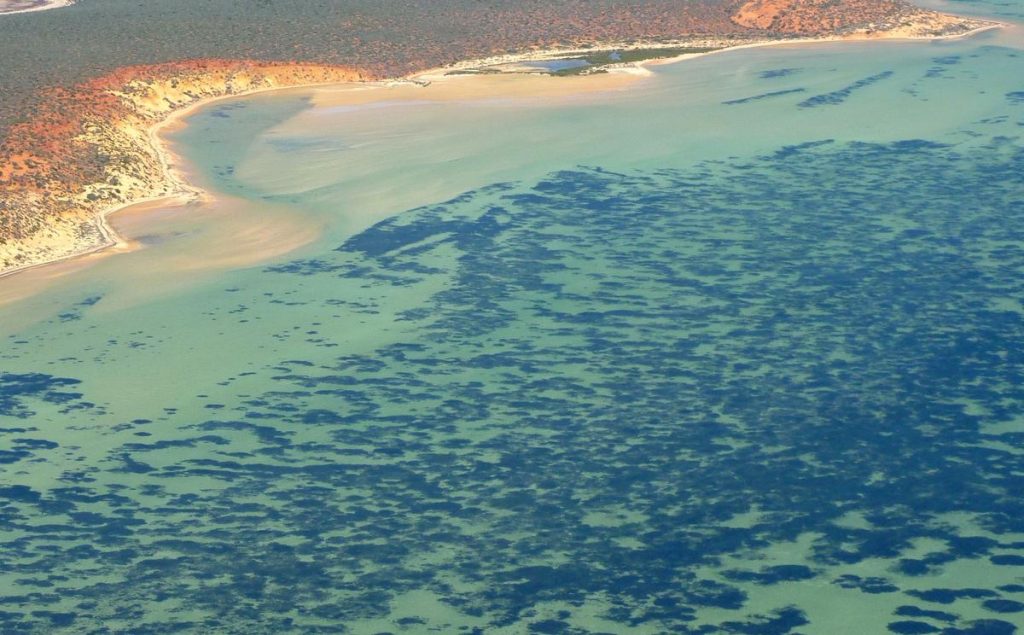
2,10,1024,634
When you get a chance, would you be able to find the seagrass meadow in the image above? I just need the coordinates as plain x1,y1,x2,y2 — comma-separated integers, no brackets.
2,0,1024,633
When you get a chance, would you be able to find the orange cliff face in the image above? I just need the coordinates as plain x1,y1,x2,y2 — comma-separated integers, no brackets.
0,60,368,273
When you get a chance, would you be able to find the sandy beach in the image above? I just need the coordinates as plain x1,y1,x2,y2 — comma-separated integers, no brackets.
0,13,1005,291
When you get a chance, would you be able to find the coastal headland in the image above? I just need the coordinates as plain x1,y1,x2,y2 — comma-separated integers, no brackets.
0,0,1001,278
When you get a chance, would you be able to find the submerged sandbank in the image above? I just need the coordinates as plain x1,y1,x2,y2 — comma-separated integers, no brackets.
0,67,647,302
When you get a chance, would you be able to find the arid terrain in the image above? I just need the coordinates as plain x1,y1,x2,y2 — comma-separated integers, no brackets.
0,0,997,275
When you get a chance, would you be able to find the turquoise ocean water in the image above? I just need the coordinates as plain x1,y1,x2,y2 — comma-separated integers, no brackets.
2,1,1024,632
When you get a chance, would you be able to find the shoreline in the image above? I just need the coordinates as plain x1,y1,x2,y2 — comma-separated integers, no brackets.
0,82,334,282
637,21,1006,70
0,0,73,16
0,15,1006,284
408,16,1005,80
